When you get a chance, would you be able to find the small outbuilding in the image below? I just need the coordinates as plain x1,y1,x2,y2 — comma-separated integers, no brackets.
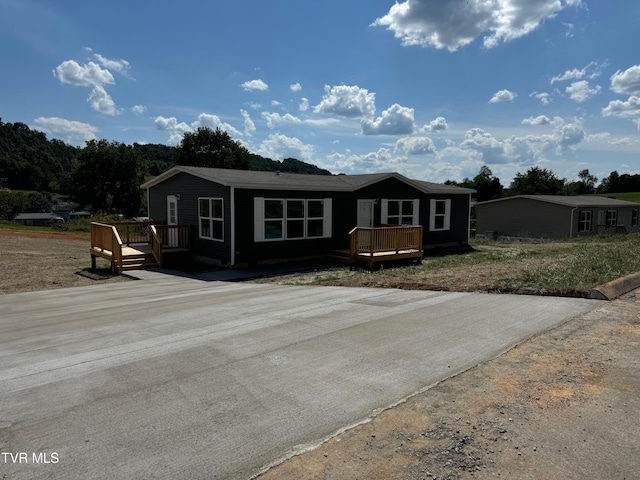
475,195,640,239
142,166,475,267
13,213,65,227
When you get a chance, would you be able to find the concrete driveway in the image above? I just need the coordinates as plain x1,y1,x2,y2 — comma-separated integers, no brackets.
0,272,596,479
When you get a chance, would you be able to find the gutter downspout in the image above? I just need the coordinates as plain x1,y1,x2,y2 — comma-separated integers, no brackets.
569,206,577,238
230,186,236,266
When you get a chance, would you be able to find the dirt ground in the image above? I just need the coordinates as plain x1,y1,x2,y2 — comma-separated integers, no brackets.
1,229,639,479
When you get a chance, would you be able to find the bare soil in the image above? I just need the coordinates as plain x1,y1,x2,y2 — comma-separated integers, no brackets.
1,229,639,479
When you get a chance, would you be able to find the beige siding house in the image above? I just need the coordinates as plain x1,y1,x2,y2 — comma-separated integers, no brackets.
475,195,640,239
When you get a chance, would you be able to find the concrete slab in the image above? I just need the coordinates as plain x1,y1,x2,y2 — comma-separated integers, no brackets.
0,277,596,479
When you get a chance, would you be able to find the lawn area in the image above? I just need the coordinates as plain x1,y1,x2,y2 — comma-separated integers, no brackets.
253,234,640,297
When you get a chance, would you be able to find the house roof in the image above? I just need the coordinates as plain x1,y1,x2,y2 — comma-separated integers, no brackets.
476,195,640,208
14,213,63,220
141,165,475,195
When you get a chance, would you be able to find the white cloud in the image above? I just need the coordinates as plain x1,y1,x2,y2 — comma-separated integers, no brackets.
132,105,146,115
314,85,376,118
53,60,114,87
422,116,448,132
530,91,551,105
550,61,607,84
489,89,516,103
372,0,582,51
395,136,436,155
261,112,303,129
299,97,309,112
361,104,414,135
191,113,243,137
241,79,269,91
522,115,551,126
33,117,97,146
565,80,601,103
602,96,640,120
241,109,256,137
93,53,130,75
87,85,120,115
610,65,640,96
290,82,302,92
258,134,314,161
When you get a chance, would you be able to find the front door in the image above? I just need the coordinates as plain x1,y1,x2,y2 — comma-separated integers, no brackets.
357,200,374,228
166,195,179,247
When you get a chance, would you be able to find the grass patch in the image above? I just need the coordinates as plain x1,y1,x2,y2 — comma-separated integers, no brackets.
590,191,640,203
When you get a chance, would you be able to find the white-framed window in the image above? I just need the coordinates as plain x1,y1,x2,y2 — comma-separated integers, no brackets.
199,197,223,241
632,209,638,227
606,210,617,228
254,197,332,241
381,199,420,225
578,211,592,232
429,199,451,231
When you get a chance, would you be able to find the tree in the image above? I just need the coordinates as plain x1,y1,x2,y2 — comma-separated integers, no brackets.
71,140,145,217
471,166,504,201
509,167,565,195
565,169,597,195
176,127,250,170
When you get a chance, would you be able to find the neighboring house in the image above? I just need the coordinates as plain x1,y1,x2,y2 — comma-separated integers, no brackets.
142,166,474,266
13,213,64,226
475,195,640,239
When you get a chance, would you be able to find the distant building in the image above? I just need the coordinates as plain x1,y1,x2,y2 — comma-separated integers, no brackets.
475,195,640,239
13,213,65,227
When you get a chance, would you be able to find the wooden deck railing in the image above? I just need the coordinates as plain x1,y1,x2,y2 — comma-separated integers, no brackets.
112,221,154,245
149,225,163,268
155,225,190,249
349,225,423,266
90,222,123,271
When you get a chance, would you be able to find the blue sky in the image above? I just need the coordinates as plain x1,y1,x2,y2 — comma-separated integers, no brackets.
1,0,639,185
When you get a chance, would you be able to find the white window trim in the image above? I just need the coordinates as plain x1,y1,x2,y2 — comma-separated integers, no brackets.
198,197,224,242
254,197,332,242
578,210,592,232
380,199,420,225
429,199,451,231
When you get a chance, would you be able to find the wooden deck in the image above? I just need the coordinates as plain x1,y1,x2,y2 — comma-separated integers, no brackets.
90,222,190,273
347,225,423,269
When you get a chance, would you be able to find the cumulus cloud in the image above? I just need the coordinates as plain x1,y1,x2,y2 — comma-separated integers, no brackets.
602,96,640,123
258,134,314,161
489,89,516,103
53,60,114,87
33,117,97,145
132,105,146,115
395,136,436,155
565,80,601,103
610,65,640,96
299,97,309,111
191,113,243,137
261,112,303,129
522,115,551,126
361,104,414,135
372,0,582,51
87,85,120,115
241,79,269,91
92,53,130,75
422,116,448,132
530,91,551,105
290,83,302,92
241,109,256,136
314,85,376,118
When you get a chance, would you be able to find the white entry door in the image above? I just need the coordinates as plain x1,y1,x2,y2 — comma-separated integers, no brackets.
166,195,179,247
357,200,374,228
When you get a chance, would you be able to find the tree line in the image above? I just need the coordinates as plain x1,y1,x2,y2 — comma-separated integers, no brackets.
0,121,330,219
446,166,640,202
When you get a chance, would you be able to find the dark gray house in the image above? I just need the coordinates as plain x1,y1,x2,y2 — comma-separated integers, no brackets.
475,195,640,239
142,166,474,266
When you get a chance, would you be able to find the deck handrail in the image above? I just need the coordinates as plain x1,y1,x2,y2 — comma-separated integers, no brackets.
349,225,423,260
90,222,124,272
111,221,154,245
155,225,190,249
149,225,163,268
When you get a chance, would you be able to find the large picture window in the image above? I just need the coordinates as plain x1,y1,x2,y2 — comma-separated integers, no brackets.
255,198,332,241
199,198,223,241
381,199,419,225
